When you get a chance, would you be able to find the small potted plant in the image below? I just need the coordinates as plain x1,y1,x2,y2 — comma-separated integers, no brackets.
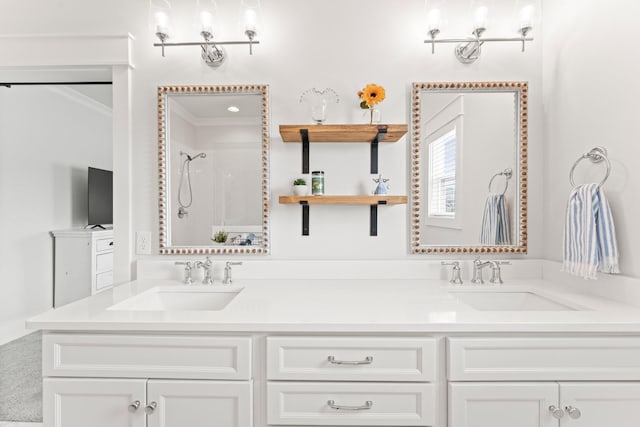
212,230,228,244
293,178,308,196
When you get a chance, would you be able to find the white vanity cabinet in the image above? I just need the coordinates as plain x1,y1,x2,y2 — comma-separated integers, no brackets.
265,336,442,426
449,382,640,427
42,333,253,427
44,378,146,427
449,382,558,427
44,378,251,427
447,337,640,427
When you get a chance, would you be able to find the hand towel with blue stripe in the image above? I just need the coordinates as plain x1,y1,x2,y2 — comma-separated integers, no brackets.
562,182,619,279
480,193,511,245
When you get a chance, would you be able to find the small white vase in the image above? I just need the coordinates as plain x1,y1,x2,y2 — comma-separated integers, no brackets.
293,185,308,196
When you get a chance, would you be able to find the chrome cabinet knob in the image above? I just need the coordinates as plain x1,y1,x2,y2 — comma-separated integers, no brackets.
128,400,141,412
548,405,565,419
145,401,157,415
565,405,581,419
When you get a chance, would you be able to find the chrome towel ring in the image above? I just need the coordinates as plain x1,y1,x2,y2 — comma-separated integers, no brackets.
488,168,513,195
569,146,611,188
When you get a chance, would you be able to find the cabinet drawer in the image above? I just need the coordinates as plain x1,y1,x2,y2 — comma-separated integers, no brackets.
95,237,114,252
267,382,435,426
448,337,640,381
43,334,251,380
95,271,113,291
267,336,436,381
95,252,113,273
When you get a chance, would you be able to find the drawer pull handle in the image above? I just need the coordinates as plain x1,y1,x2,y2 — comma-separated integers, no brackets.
145,401,157,415
327,355,373,365
548,405,565,419
327,400,373,411
109,241,114,246
128,400,141,412
565,406,581,419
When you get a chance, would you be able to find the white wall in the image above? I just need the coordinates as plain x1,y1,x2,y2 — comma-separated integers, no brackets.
542,0,640,278
0,0,544,265
0,86,112,340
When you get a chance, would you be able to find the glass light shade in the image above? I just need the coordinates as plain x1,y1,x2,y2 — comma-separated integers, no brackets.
244,9,257,33
427,8,442,31
474,6,488,29
199,11,214,35
196,0,217,36
241,0,260,35
520,4,535,29
149,0,172,37
154,11,171,37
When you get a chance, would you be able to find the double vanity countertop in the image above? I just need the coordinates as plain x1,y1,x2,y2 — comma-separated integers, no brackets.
27,278,640,333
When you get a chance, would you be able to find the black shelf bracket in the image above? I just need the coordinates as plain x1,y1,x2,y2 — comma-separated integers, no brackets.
300,129,310,174
300,200,309,236
369,200,387,236
371,126,388,174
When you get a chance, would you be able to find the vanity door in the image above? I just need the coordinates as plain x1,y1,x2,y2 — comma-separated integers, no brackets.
449,382,558,427
43,378,146,427
559,382,640,427
146,380,252,427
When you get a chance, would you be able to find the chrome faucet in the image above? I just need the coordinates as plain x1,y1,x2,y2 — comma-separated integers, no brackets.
196,257,214,285
488,261,511,284
471,258,493,284
223,261,243,285
174,261,195,284
441,261,463,285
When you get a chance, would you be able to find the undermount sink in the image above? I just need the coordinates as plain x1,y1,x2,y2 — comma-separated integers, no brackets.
108,285,243,311
450,289,580,311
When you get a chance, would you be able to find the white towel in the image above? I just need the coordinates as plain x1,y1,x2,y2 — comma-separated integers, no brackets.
562,183,620,279
480,193,511,245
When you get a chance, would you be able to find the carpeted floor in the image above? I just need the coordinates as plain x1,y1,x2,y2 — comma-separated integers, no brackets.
0,331,42,422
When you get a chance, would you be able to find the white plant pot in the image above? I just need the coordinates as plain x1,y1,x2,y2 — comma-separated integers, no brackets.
293,185,308,196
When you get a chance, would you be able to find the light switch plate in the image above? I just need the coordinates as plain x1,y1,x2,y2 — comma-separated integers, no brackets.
136,231,152,255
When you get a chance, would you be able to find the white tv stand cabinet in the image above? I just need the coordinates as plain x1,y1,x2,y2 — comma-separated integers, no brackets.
51,228,114,307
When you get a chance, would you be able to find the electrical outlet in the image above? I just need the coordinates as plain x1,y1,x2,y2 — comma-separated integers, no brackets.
136,231,152,255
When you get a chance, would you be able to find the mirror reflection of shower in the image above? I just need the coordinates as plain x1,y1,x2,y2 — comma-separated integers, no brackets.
177,151,207,219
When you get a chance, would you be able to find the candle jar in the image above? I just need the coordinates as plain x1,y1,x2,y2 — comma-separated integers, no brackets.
311,171,325,195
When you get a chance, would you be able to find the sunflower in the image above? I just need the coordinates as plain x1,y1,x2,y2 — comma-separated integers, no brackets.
359,84,386,108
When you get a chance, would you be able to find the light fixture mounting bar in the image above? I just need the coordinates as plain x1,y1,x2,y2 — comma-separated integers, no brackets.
153,40,260,47
153,40,260,58
424,37,533,44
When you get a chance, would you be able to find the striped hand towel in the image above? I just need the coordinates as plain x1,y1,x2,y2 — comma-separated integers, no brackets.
562,183,620,279
480,193,511,245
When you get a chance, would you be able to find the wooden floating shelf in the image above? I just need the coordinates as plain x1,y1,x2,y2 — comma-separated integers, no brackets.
279,124,408,143
279,195,407,236
279,195,408,205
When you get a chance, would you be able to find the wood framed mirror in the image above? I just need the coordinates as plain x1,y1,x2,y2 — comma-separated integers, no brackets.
410,82,528,254
157,84,270,255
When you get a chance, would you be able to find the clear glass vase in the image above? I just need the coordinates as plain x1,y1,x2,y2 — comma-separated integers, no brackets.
300,88,340,125
364,107,381,125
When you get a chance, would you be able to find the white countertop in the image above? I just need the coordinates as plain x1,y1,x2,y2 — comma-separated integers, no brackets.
27,278,640,333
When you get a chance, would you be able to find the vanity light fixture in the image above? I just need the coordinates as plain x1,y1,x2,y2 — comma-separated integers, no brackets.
152,0,260,68
424,3,534,64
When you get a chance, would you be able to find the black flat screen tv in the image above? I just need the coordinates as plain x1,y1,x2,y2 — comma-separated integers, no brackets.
88,167,113,227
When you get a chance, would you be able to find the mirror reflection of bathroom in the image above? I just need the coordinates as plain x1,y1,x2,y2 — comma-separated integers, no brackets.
167,93,263,247
418,88,518,248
